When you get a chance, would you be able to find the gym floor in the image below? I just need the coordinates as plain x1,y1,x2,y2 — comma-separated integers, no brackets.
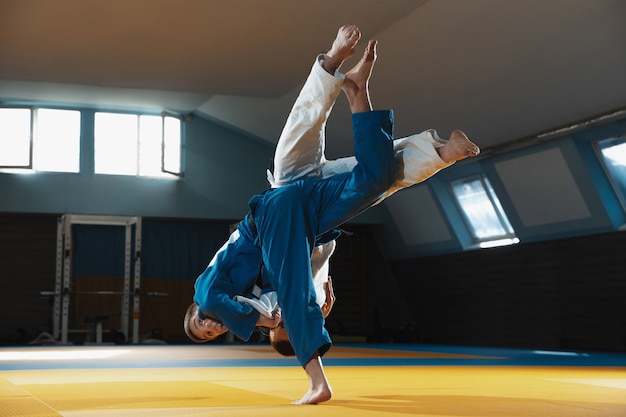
1,344,625,416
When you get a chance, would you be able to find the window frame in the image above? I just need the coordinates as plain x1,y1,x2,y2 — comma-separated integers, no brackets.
161,111,183,177
93,110,184,178
449,174,519,248
0,106,34,170
594,135,626,215
1,105,184,178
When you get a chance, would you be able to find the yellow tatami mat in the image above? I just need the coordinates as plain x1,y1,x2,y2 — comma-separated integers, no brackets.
1,344,625,416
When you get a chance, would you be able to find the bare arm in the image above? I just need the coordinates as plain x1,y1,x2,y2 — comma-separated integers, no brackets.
320,276,336,318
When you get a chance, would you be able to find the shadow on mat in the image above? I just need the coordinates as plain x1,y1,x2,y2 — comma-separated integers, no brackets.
330,395,625,416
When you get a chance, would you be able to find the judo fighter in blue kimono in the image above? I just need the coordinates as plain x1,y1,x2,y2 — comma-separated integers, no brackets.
184,25,480,405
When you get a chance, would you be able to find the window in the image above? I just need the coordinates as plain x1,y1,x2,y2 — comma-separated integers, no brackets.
94,112,182,177
0,107,80,172
0,108,31,168
595,136,626,213
35,109,81,173
163,116,182,175
450,175,519,248
1,107,182,177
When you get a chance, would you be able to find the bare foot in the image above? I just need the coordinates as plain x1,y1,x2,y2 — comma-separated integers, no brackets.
292,356,332,405
342,39,378,113
292,386,332,405
322,25,361,75
437,130,480,163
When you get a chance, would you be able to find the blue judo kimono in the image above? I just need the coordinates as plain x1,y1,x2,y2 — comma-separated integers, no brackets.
193,109,396,367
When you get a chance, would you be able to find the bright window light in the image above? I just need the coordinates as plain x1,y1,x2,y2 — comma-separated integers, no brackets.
451,175,518,248
163,115,182,175
0,108,31,168
95,112,139,175
95,112,182,177
479,237,520,248
596,136,626,213
138,115,163,176
35,109,81,173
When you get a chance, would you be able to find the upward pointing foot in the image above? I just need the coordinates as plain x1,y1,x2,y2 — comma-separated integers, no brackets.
322,25,361,75
343,39,377,90
341,39,377,113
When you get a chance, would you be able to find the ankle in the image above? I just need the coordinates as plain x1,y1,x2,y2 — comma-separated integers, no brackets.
343,87,371,113
321,55,340,75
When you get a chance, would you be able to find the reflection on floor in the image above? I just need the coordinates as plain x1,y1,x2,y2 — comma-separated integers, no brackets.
1,344,625,417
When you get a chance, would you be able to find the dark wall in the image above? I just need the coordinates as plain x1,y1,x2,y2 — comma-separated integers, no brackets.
390,231,626,352
3,211,624,351
0,212,398,345
0,212,233,344
329,224,417,343
0,213,58,343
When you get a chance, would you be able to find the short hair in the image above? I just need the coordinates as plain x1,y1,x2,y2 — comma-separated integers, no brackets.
269,327,295,356
184,303,208,343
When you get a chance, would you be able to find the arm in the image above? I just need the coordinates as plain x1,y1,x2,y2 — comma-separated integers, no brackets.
257,311,282,328
193,224,274,341
320,276,335,318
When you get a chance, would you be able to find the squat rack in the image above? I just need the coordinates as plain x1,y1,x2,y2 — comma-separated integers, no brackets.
49,214,142,344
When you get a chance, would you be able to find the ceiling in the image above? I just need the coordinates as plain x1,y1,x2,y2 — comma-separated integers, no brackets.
1,0,625,158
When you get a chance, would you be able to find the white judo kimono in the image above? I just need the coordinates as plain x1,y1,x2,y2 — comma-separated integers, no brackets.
266,54,455,305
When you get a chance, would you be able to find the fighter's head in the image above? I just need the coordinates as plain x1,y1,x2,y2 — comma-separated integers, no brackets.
269,322,295,356
184,303,228,343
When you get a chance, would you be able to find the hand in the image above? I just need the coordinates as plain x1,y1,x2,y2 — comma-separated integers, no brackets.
321,276,335,318
257,309,282,328
202,318,228,339
192,314,229,341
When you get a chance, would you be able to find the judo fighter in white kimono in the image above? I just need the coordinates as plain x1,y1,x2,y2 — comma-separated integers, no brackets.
185,25,479,405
